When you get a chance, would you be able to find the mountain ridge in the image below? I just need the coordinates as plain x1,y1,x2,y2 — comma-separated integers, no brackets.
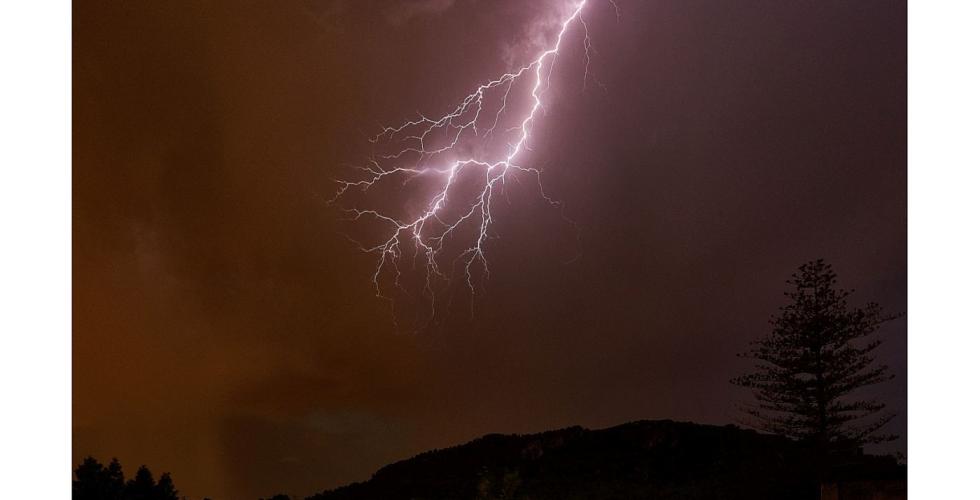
306,419,904,500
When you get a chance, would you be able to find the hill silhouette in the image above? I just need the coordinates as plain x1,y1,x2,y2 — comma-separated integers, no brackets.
306,420,904,500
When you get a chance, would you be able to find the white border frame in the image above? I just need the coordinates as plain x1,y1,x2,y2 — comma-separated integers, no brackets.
0,0,72,497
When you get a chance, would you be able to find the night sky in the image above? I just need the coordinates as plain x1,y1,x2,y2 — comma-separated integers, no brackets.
73,1,906,498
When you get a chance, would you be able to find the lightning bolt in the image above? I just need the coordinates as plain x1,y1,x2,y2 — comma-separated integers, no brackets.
332,0,611,328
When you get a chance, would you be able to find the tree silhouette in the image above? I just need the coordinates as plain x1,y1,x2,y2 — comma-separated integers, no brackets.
124,465,156,500
732,259,898,455
154,472,179,500
73,457,179,500
104,459,126,499
73,456,125,500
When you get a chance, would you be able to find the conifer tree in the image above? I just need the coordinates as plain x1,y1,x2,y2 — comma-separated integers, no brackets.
733,260,898,453
153,472,179,500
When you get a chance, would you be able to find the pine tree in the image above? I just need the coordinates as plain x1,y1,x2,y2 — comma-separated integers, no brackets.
103,458,126,499
73,457,124,500
124,465,157,500
153,472,179,500
73,457,105,500
732,260,898,454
